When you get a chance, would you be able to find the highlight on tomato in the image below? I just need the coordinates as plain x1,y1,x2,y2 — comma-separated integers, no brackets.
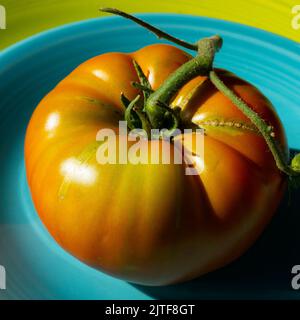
24,8,300,286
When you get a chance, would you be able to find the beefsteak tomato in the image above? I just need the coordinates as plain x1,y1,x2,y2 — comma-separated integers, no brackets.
25,36,287,285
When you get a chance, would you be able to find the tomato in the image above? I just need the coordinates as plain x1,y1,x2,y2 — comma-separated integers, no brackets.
25,43,287,286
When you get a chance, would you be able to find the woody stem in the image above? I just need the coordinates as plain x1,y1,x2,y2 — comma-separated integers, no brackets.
209,70,300,178
100,7,198,51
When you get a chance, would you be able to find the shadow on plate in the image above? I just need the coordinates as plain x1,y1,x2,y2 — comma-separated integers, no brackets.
132,149,300,299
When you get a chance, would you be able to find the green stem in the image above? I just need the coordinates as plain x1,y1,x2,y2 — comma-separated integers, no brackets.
120,92,131,108
132,60,152,100
100,7,198,51
144,35,222,128
134,109,152,137
124,95,142,129
105,8,300,183
148,36,221,106
209,70,300,177
131,82,154,94
124,95,152,136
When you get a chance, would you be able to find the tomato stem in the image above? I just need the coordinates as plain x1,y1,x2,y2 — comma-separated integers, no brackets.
124,95,142,129
100,8,198,51
132,60,153,101
209,70,300,181
131,81,154,94
106,8,300,183
144,35,222,129
102,7,221,132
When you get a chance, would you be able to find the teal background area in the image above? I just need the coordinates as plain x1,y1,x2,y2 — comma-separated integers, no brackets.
0,14,300,299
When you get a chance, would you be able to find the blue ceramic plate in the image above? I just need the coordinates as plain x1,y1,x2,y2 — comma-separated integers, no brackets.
0,14,300,300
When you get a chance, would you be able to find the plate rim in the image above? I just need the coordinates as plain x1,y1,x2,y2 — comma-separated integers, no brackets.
1,13,299,62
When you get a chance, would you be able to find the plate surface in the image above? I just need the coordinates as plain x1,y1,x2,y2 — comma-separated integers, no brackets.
0,14,300,300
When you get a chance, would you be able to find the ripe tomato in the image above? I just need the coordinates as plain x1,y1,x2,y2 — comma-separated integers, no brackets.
25,43,286,285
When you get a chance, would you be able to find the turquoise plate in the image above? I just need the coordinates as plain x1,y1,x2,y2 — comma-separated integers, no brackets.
0,14,300,300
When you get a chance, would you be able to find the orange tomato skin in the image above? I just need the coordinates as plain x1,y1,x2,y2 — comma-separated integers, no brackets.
25,44,287,285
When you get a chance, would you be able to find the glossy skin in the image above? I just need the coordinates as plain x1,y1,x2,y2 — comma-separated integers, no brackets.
25,44,287,286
